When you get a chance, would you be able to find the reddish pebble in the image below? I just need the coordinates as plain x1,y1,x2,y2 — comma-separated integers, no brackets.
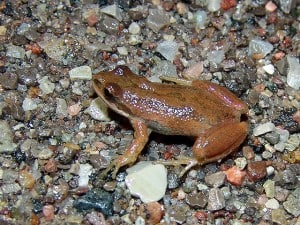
247,161,267,182
145,202,164,224
272,51,285,60
293,110,300,125
43,205,55,221
30,213,40,225
221,0,237,10
242,146,255,160
194,210,208,222
67,103,82,116
224,166,246,186
44,158,57,173
87,14,98,27
26,43,42,54
265,1,277,12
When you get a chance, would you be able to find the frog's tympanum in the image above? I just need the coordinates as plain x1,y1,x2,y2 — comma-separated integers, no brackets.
93,66,248,178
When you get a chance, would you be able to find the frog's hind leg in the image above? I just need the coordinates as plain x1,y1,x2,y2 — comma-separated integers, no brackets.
101,119,150,179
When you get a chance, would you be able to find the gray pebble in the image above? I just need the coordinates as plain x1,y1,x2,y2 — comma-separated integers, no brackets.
207,188,225,211
204,171,226,188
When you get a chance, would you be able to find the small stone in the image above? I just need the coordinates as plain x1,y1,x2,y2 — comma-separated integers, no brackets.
265,1,277,12
271,209,286,225
207,188,225,211
264,132,280,145
44,158,57,173
242,146,255,160
176,2,188,15
275,186,289,202
6,45,26,59
285,134,300,151
0,120,17,153
38,76,55,95
207,0,221,12
18,170,35,189
234,157,247,170
73,188,113,216
147,8,170,33
99,16,119,35
253,122,275,136
78,163,93,187
56,98,68,118
128,34,143,45
68,103,82,116
265,198,279,209
85,97,110,121
0,26,7,35
182,62,204,80
221,0,237,10
145,202,164,224
186,192,207,208
117,46,128,56
283,190,300,217
69,66,92,80
22,98,38,111
224,166,246,186
125,161,167,203
43,205,55,221
38,38,67,61
128,22,141,35
262,64,275,74
247,161,268,182
248,39,273,59
263,180,275,198
100,4,122,21
262,150,273,159
1,183,21,194
194,10,208,30
266,166,275,176
156,41,179,62
286,56,300,89
38,148,53,160
204,171,226,187
0,73,18,90
279,0,294,13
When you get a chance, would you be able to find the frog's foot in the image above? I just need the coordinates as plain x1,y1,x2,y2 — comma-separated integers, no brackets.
156,157,198,177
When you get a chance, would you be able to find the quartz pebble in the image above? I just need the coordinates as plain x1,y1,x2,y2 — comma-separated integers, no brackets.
253,122,275,136
286,56,300,89
207,0,221,12
85,97,110,121
207,188,225,211
69,66,92,80
39,38,67,61
265,198,279,209
78,163,93,187
6,45,26,59
128,22,141,35
194,10,208,31
262,64,275,74
38,76,55,95
248,39,273,58
156,41,179,62
125,161,167,203
100,4,122,21
0,120,17,153
205,171,226,187
263,179,275,198
147,8,170,33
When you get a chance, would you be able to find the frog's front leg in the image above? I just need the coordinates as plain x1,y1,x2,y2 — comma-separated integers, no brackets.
103,119,151,179
193,121,248,165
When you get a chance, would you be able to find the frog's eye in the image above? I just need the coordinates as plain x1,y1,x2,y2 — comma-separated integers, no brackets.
104,83,122,98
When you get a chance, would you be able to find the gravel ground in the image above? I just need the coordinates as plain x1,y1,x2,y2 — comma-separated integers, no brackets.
0,0,300,224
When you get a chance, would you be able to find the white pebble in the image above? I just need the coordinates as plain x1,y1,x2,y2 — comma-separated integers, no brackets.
287,56,300,89
69,66,92,80
117,46,128,56
266,166,275,176
125,161,167,203
253,122,275,136
38,76,55,95
128,22,141,35
262,64,275,74
265,198,279,209
207,0,221,12
78,163,93,187
22,98,38,111
85,97,110,121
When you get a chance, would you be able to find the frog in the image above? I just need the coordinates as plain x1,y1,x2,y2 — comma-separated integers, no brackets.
93,65,248,178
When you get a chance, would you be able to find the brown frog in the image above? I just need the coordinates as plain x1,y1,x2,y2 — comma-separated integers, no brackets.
93,66,248,178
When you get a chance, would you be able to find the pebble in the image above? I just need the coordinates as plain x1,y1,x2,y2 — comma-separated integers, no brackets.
67,103,82,116
186,192,207,208
263,179,275,198
207,0,221,12
207,188,225,211
286,56,300,89
78,163,93,187
248,39,273,58
99,16,119,35
100,4,122,21
128,22,141,35
117,46,128,56
194,10,208,31
266,166,275,176
283,189,300,217
73,188,113,216
224,166,246,186
265,1,277,12
204,171,226,187
264,132,280,145
0,72,18,90
262,64,275,74
279,0,294,13
18,170,35,189
128,34,143,45
6,45,26,59
285,134,300,151
22,97,38,111
56,98,68,118
271,209,286,225
38,76,55,95
69,66,92,80
1,183,21,194
85,97,110,121
247,161,268,182
43,205,55,221
38,38,67,61
242,146,255,160
275,186,289,202
253,122,275,136
207,49,225,64
147,8,170,33
234,157,247,170
0,120,17,153
265,198,279,209
156,41,179,62
145,202,164,224
125,161,167,203
38,148,53,160
0,25,7,35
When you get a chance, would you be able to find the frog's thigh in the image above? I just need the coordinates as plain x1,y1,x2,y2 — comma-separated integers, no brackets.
114,119,150,172
193,121,248,164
